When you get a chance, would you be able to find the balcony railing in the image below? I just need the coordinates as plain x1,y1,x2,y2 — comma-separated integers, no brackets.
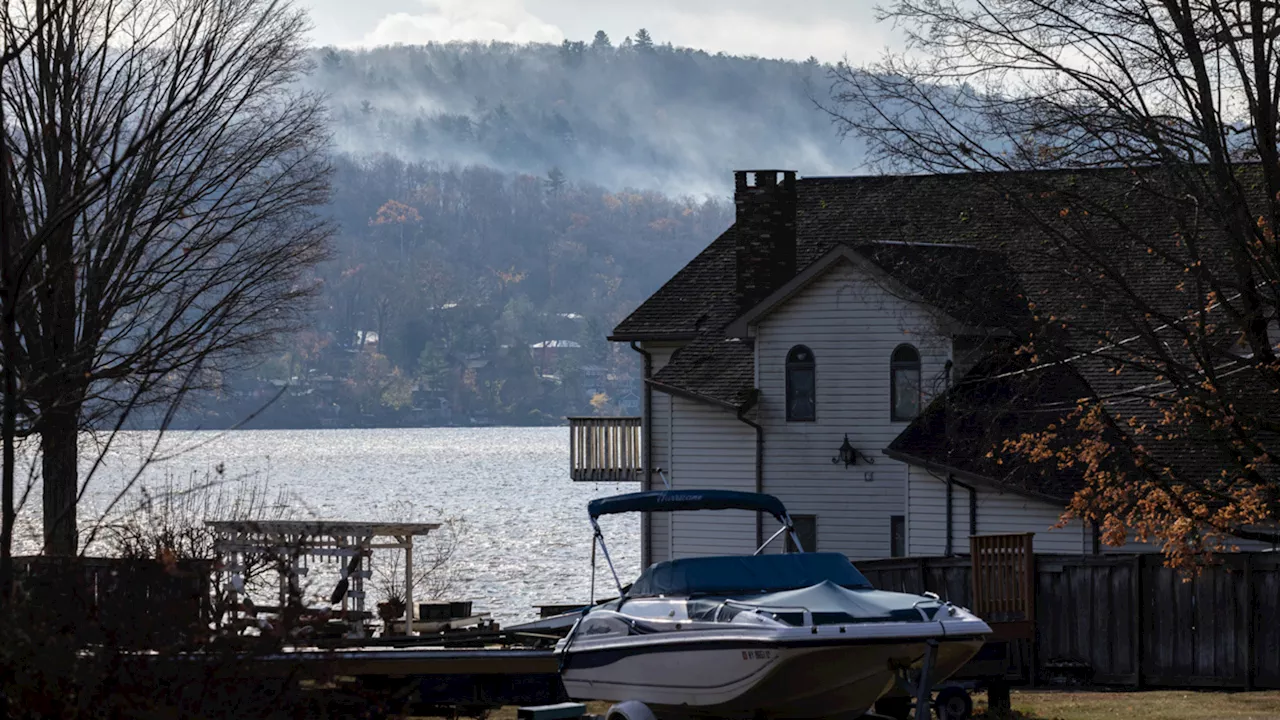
568,416,642,482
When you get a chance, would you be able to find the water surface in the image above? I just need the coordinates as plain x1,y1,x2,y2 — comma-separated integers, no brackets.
20,427,640,625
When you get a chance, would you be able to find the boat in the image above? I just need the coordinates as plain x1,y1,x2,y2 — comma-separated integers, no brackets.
555,489,991,720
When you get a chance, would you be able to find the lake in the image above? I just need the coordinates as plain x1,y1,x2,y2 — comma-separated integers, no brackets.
15,427,641,626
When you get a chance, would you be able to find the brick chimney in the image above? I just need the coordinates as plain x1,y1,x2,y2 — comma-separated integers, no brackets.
734,170,797,311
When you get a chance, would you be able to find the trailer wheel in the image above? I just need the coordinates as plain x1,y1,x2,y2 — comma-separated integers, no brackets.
933,687,973,720
605,701,658,720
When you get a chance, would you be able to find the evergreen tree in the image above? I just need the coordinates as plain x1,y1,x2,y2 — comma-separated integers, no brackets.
559,39,586,67
634,28,653,51
322,47,342,71
544,167,566,194
591,30,612,50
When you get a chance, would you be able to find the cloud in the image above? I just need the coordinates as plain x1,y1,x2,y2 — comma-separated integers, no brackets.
362,0,564,46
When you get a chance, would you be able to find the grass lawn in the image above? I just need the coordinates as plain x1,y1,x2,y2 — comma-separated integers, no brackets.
976,689,1280,720
464,691,1280,720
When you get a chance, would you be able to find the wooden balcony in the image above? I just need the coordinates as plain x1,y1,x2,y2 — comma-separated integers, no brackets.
568,416,642,482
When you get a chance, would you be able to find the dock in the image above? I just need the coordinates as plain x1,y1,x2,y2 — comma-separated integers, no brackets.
139,642,562,678
127,630,572,717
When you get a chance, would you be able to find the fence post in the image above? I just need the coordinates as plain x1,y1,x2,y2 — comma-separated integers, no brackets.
1029,548,1038,687
1245,552,1255,691
1132,554,1143,689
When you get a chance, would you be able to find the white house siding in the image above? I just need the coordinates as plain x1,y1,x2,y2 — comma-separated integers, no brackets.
905,465,1091,555
640,344,678,565
905,464,950,557
1094,531,1275,554
664,397,758,558
905,465,1280,556
753,260,952,560
637,343,757,563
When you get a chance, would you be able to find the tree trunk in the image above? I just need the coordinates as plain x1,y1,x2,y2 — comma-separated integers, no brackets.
40,406,78,556
0,72,16,600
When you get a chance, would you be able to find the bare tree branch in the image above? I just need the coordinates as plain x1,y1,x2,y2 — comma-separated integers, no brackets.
0,0,332,555
823,0,1280,565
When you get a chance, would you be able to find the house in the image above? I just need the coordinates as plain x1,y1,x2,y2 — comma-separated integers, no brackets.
617,390,641,416
580,364,610,398
530,339,581,372
585,168,1276,567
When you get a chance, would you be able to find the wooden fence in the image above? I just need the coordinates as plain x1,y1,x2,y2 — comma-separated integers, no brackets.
857,552,1280,689
12,556,212,649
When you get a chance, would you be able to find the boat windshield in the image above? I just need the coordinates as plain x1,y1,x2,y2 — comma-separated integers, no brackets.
627,552,872,597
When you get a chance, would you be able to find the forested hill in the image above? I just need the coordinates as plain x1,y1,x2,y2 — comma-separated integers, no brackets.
307,36,861,196
207,38,858,429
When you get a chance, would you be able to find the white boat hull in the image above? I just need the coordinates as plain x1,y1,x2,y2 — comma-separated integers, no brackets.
559,625,985,719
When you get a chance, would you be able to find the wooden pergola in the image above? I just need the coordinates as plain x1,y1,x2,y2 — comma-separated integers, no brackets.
208,520,441,639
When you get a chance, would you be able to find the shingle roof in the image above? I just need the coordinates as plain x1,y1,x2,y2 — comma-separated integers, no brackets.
610,227,742,341
851,242,1030,331
889,349,1280,504
650,335,756,409
885,355,1110,502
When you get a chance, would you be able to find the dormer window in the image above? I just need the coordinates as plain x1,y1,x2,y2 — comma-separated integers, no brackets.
785,345,816,422
891,345,921,421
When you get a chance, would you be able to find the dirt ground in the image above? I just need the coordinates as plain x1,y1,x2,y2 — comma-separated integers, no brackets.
972,689,1280,720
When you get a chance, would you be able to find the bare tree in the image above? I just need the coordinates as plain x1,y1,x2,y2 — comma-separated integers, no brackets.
824,0,1280,563
0,0,331,556
0,0,71,601
372,515,464,608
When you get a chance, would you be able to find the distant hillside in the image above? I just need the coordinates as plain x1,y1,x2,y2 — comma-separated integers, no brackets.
308,38,863,196
197,38,863,429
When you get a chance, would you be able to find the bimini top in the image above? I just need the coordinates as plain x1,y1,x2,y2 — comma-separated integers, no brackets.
628,552,872,597
588,489,788,522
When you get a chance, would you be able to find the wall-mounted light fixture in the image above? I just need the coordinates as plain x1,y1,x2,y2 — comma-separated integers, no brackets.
831,434,875,468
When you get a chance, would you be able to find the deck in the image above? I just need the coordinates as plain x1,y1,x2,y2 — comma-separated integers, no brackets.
567,416,642,482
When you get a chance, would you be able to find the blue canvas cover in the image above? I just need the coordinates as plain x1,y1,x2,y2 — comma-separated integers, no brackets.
588,490,789,522
627,552,872,597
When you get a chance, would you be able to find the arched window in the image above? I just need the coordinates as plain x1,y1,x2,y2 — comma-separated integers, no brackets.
785,345,816,422
891,345,921,421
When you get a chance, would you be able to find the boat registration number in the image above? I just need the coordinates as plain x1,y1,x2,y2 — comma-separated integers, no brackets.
742,650,774,660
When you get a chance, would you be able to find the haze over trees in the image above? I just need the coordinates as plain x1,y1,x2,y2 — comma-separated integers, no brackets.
826,0,1280,562
305,35,860,195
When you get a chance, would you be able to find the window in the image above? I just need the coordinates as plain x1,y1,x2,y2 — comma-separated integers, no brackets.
786,515,817,553
785,345,816,421
891,344,921,421
890,515,906,557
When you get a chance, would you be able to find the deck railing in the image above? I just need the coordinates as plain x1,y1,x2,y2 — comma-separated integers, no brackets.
568,416,642,482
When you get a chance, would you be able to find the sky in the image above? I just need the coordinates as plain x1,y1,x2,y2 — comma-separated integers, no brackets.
297,0,899,64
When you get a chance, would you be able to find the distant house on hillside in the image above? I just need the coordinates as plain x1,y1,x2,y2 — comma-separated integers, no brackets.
617,390,641,416
531,339,581,372
548,312,587,339
571,169,1276,566
580,364,609,400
